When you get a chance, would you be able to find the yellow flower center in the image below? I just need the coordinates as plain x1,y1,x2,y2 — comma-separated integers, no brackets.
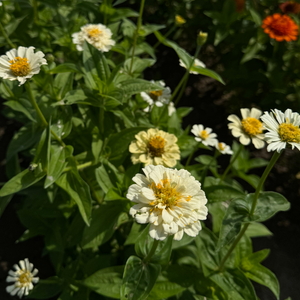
9,57,31,77
218,143,225,151
278,122,300,143
18,271,32,285
148,136,165,157
200,130,209,140
88,28,102,38
241,117,263,136
149,90,163,101
150,179,191,208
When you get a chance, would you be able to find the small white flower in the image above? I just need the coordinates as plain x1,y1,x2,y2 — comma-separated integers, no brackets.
129,128,180,167
141,80,175,116
179,58,206,74
0,46,47,86
126,165,208,241
72,24,115,52
215,141,233,155
261,108,300,152
191,124,218,147
227,108,265,149
6,258,39,298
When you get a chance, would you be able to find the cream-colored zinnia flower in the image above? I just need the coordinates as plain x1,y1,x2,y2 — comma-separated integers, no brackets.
141,80,175,116
72,24,115,52
127,165,208,240
129,128,180,167
215,141,233,155
191,124,218,147
179,58,206,74
6,258,39,298
261,108,300,152
0,46,47,86
228,108,265,149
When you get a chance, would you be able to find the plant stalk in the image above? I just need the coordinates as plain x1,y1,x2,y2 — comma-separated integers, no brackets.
185,145,198,167
0,20,16,48
153,25,176,49
143,239,159,263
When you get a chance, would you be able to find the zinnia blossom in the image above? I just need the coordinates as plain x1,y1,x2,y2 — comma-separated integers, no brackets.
262,13,298,42
191,124,218,147
215,141,233,155
126,165,208,240
261,108,300,152
72,24,115,52
0,46,47,86
280,1,300,14
228,108,265,149
6,258,39,298
129,128,180,167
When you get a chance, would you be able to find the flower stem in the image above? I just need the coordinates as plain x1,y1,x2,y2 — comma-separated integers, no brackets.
218,151,282,272
129,0,146,74
0,20,16,49
143,239,159,263
153,25,176,49
2,81,15,98
63,161,93,173
185,145,198,167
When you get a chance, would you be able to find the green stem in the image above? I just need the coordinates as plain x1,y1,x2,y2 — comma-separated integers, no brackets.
2,81,15,98
185,145,197,167
129,0,146,74
201,151,219,186
153,25,176,49
218,151,282,272
0,20,16,48
220,144,243,182
143,239,159,263
63,161,93,173
170,72,188,103
33,0,39,22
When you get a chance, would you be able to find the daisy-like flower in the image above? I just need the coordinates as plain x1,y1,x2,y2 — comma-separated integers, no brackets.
215,142,233,155
0,46,47,86
262,14,298,42
191,124,218,147
261,108,300,152
280,1,300,14
127,165,208,241
129,128,180,167
227,108,265,149
72,24,115,52
6,258,39,298
141,80,175,116
179,58,206,74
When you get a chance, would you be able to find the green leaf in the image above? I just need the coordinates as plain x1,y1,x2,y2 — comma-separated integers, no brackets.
0,195,13,218
148,279,185,300
51,106,73,140
246,222,273,238
249,7,262,26
125,222,146,245
27,277,63,299
121,256,161,300
123,57,155,77
4,100,36,122
83,266,124,299
53,72,74,101
48,63,83,74
172,234,194,249
242,249,270,266
203,184,245,203
195,155,218,167
55,158,92,226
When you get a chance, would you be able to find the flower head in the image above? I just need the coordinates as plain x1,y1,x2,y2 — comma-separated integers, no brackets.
228,108,265,149
6,258,39,298
280,1,300,14
261,108,300,152
72,24,115,52
262,13,298,42
191,124,218,147
179,58,206,74
175,15,186,26
127,165,208,240
197,31,208,46
216,142,233,155
129,128,180,167
0,46,47,86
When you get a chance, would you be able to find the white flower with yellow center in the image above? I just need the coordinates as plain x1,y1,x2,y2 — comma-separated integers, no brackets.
141,80,175,116
261,108,300,152
191,124,218,146
6,258,39,298
127,165,208,240
227,108,265,149
72,24,115,52
179,58,206,74
215,141,233,155
0,46,47,86
129,128,180,167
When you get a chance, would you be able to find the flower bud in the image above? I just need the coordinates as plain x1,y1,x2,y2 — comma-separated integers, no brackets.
175,15,186,26
197,31,208,46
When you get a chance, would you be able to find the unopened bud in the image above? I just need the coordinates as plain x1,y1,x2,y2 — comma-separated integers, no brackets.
175,15,186,26
197,31,208,46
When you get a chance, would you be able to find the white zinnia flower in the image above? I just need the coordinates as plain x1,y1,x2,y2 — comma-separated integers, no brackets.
0,46,47,86
260,108,300,152
6,258,39,298
129,128,180,167
191,124,218,147
141,80,175,116
215,141,233,155
72,24,115,52
227,108,265,149
179,58,206,74
127,165,208,241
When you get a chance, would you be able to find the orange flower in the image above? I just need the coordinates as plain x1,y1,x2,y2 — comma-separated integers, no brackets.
262,14,298,42
234,0,245,12
280,1,300,14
